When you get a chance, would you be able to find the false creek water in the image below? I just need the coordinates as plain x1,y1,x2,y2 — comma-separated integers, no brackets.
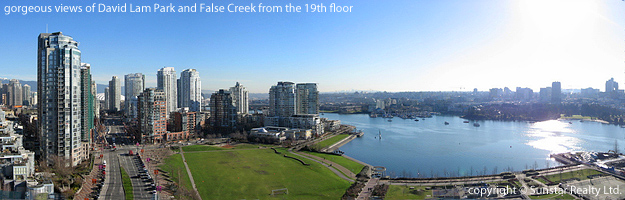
324,113,625,177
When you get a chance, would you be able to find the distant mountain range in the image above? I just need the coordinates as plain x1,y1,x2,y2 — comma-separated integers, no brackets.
0,79,37,92
0,79,122,94
0,79,587,96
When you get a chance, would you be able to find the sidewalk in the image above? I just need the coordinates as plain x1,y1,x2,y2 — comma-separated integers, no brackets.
357,178,379,200
74,154,103,200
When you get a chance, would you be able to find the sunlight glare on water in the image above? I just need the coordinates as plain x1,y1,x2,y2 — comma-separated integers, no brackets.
526,120,581,154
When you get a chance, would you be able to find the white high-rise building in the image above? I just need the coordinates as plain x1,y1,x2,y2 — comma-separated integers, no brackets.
267,82,296,127
8,79,22,107
22,84,31,106
229,82,249,114
157,67,177,117
125,73,145,118
31,92,37,106
37,32,83,166
92,81,98,117
266,82,322,136
104,87,110,110
179,69,202,112
606,78,619,93
296,83,319,115
108,76,121,111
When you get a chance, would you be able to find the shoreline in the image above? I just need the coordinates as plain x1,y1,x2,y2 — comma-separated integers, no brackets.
324,111,617,125
319,115,600,182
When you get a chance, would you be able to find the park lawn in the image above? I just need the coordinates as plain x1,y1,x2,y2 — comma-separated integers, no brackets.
183,148,351,199
316,134,350,149
302,151,365,174
530,193,576,199
120,167,133,200
385,185,431,199
560,114,592,120
182,143,263,152
543,169,603,184
160,154,193,196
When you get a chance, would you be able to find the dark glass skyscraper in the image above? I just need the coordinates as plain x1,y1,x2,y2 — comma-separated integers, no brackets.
37,32,83,166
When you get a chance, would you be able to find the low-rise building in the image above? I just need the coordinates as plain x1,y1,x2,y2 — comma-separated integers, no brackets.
25,179,54,200
284,129,312,140
250,127,288,142
0,110,36,194
170,108,197,140
250,126,313,142
321,118,341,132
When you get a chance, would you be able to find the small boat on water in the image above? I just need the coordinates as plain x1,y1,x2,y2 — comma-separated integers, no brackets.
378,130,382,139
473,123,480,127
463,121,470,123
387,119,392,122
414,119,419,122
444,121,449,125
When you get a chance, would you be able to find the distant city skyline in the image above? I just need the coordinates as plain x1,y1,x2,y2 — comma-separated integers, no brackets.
1,0,625,93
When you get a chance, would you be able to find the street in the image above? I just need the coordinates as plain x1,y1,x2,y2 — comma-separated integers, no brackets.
99,150,124,200
119,150,155,200
99,115,154,200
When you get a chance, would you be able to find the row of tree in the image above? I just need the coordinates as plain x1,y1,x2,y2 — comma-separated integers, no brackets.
462,103,625,124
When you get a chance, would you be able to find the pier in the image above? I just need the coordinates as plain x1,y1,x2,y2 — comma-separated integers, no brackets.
550,153,580,165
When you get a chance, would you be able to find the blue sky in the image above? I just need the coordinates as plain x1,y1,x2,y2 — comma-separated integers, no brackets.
1,0,624,93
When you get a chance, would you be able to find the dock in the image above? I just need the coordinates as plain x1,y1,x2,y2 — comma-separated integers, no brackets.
550,153,580,165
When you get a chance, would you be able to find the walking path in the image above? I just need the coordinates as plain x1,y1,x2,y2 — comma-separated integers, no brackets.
289,149,356,182
357,178,379,200
322,135,357,152
74,155,103,200
180,147,203,200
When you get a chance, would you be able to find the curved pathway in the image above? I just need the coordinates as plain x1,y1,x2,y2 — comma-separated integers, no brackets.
289,149,356,182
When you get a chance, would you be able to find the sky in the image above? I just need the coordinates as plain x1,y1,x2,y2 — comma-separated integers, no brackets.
0,0,624,93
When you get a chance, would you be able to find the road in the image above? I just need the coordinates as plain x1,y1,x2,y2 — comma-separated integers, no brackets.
99,150,124,200
119,148,154,200
99,115,154,200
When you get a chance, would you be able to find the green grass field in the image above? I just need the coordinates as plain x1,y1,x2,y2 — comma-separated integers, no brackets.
302,151,365,174
560,114,592,120
316,134,350,149
529,193,576,199
160,154,193,196
385,185,431,199
541,169,603,184
120,167,133,200
173,148,351,199
181,143,263,152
